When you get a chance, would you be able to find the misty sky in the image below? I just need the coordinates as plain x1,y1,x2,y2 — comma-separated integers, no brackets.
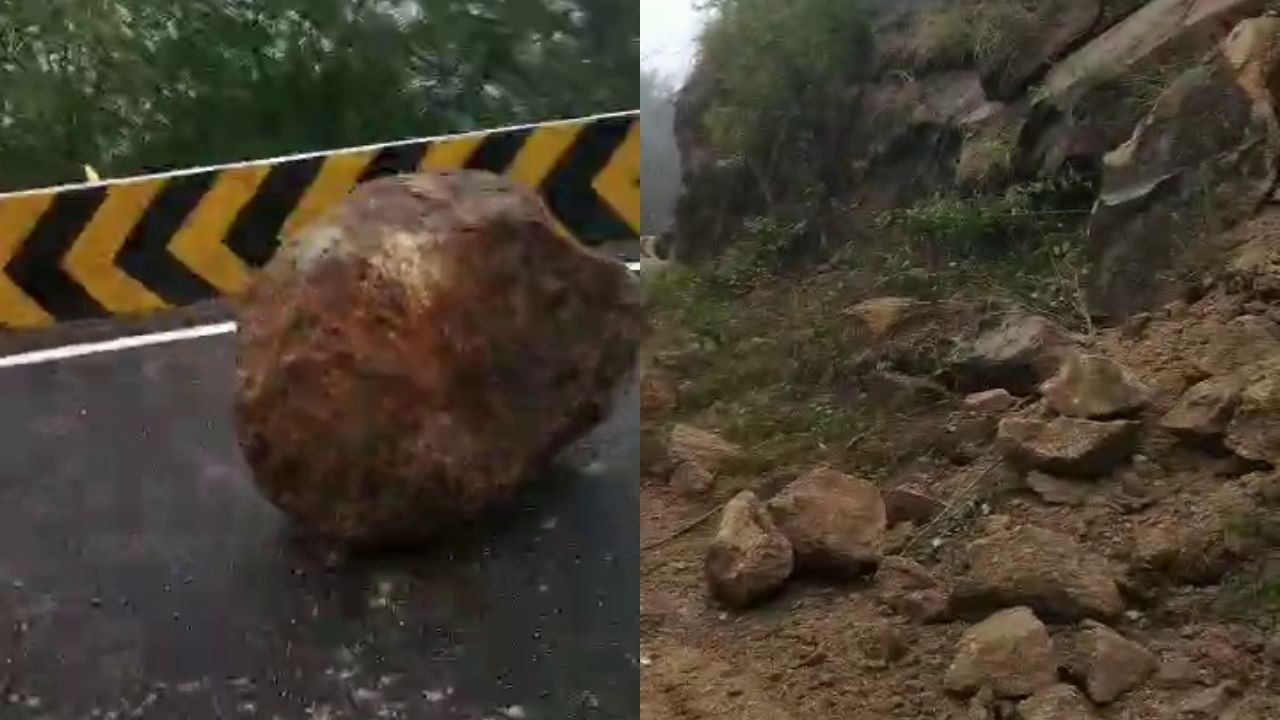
640,0,707,82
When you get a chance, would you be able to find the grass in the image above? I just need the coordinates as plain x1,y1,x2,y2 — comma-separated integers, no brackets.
905,0,1039,71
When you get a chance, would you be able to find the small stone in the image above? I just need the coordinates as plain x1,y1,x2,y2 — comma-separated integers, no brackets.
1154,655,1201,689
705,491,794,609
1160,376,1242,440
848,297,928,342
1025,471,1094,506
669,461,715,497
1063,621,1158,704
641,370,679,419
884,588,951,624
876,556,937,590
1039,354,1148,419
1178,681,1240,717
1018,684,1101,720
668,425,742,473
997,416,1139,477
964,389,1019,414
767,467,886,579
884,485,944,525
944,607,1057,699
864,622,908,665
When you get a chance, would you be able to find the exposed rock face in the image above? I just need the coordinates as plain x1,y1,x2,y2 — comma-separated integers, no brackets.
978,0,1102,101
997,416,1140,477
1017,684,1101,720
952,525,1125,622
1039,354,1148,419
951,315,1073,395
944,607,1058,699
234,171,641,546
767,468,886,579
706,491,795,608
1161,375,1244,439
1062,621,1158,704
1083,19,1280,321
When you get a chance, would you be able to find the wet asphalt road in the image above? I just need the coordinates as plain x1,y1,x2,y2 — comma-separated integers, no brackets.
0,317,639,719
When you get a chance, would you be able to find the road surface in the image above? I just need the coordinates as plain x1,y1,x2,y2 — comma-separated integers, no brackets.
0,308,639,719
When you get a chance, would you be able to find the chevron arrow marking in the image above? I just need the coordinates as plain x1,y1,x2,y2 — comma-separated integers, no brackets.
167,165,269,296
62,180,169,314
0,194,57,328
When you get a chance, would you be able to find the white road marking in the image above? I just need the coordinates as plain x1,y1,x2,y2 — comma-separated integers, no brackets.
0,321,237,369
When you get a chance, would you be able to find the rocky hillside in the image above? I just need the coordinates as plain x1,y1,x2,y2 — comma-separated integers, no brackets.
641,234,1280,717
670,0,1280,323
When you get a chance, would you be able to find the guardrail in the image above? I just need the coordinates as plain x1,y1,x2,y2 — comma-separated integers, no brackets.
0,111,639,328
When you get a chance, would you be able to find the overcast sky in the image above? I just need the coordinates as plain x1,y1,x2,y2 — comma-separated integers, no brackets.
640,0,708,82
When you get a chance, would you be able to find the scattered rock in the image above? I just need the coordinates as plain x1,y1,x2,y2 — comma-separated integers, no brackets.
1197,316,1280,377
1039,354,1148,419
1178,681,1241,718
848,297,929,343
884,588,951,625
767,468,886,579
641,370,679,419
876,556,937,591
1154,655,1202,689
884,485,944,526
963,389,1018,414
1062,621,1158,704
943,607,1058,699
952,525,1125,622
233,171,642,546
705,491,794,609
668,425,742,473
1225,358,1280,463
668,461,715,497
997,416,1140,477
951,315,1073,395
1017,684,1101,720
1025,471,1094,506
1160,375,1243,440
864,622,908,665
1131,482,1255,584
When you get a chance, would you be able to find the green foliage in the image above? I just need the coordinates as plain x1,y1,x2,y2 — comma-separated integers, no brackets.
873,185,1093,329
0,0,638,191
697,0,872,212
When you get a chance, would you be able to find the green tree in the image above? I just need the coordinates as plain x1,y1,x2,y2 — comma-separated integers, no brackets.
0,0,638,191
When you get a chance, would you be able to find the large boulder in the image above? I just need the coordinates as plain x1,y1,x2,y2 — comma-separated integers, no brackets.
997,416,1140,477
233,171,642,546
767,468,886,579
952,525,1125,622
1039,354,1148,419
1082,19,1280,321
944,607,1058,699
705,491,795,609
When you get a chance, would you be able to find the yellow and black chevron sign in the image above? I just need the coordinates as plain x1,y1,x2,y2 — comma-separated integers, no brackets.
0,111,639,328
